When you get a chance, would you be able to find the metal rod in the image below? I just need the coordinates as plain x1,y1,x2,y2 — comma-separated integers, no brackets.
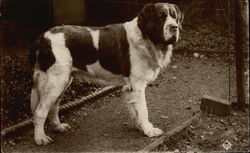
227,0,231,103
234,0,245,108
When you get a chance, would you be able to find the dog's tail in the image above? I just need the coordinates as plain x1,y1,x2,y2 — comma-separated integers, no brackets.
29,48,36,69
29,37,39,72
29,38,40,114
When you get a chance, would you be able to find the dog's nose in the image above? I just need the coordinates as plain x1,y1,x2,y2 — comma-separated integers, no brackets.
169,25,178,32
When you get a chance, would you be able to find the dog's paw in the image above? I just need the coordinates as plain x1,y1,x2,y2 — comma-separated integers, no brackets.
54,123,71,133
144,127,163,137
35,134,53,145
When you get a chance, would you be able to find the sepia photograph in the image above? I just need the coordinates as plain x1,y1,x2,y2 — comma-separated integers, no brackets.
1,0,249,152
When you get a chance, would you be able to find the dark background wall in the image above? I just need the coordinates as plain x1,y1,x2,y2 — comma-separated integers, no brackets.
0,0,237,47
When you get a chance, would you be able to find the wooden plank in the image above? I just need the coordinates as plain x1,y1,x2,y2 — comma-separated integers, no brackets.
201,95,231,116
139,112,201,152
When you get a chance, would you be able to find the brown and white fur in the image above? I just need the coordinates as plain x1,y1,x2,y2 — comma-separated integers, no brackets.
30,3,183,145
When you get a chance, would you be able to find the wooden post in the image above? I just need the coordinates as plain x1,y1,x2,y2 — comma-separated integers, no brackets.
234,0,245,108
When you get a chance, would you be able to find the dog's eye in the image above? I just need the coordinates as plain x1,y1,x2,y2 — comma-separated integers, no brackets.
159,11,168,19
169,9,176,19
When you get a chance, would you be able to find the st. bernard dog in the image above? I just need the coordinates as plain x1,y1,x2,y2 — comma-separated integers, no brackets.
30,3,183,145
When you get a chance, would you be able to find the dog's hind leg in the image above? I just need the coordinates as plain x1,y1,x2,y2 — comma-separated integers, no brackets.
31,70,46,114
31,86,40,114
48,77,73,133
33,66,71,145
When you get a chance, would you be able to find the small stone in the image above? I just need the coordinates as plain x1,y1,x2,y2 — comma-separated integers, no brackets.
234,137,238,141
220,119,227,125
232,122,237,126
103,133,108,137
172,65,178,69
190,125,196,129
71,90,76,95
193,52,199,58
186,145,192,149
9,140,15,146
232,112,237,116
161,115,168,119
123,122,128,126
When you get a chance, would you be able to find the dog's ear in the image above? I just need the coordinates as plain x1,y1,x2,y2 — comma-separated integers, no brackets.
138,4,155,33
172,4,184,29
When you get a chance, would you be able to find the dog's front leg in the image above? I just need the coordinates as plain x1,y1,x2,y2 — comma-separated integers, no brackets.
124,81,163,137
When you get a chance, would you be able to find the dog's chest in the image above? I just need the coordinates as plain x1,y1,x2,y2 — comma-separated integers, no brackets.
129,46,172,82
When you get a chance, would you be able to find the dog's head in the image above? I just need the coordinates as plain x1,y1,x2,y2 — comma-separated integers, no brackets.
138,3,184,45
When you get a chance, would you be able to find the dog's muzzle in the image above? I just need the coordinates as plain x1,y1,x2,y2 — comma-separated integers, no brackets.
164,23,179,44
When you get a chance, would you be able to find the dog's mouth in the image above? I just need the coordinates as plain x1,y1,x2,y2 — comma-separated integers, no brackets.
165,35,177,44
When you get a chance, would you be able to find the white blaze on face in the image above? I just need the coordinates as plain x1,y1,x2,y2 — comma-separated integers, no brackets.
163,4,179,42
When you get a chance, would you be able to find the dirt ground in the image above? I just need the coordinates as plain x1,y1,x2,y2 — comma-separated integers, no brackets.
155,108,249,152
2,52,248,152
